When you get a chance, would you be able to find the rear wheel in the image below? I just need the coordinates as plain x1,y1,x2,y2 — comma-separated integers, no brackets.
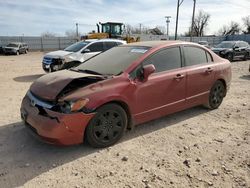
206,80,226,109
85,104,127,148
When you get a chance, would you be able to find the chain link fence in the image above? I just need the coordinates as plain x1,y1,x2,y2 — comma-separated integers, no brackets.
1,34,250,51
0,36,77,51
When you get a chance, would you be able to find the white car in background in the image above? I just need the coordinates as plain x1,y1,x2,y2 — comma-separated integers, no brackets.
42,39,126,72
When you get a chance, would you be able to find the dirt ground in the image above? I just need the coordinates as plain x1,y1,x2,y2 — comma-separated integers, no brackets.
0,52,249,188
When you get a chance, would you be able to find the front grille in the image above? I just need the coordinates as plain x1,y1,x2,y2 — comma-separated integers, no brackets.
43,57,53,65
27,91,54,109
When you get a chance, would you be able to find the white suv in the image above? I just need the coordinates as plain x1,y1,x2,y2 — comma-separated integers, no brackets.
42,39,126,72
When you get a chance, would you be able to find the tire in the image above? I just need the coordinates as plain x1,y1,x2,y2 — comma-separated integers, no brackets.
85,103,127,148
206,80,226,110
16,51,19,55
226,53,233,62
25,49,28,54
243,52,248,61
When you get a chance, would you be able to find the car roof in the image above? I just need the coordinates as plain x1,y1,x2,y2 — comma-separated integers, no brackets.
84,39,126,44
124,40,198,48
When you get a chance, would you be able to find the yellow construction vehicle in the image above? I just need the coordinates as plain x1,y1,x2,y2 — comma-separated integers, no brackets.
82,22,140,43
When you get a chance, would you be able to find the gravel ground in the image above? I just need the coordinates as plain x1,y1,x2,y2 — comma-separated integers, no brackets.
0,52,249,188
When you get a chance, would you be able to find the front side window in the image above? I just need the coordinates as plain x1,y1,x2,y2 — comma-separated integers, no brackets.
64,41,90,52
87,42,104,52
143,47,182,73
184,46,207,66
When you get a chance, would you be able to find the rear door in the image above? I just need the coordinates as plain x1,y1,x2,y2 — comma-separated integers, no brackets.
183,46,216,107
131,46,186,123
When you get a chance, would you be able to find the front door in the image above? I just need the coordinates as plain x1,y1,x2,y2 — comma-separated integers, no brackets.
80,42,104,62
130,47,186,124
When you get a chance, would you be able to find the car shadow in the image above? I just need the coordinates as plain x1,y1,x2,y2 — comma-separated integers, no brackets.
0,106,209,187
13,74,44,82
240,75,250,80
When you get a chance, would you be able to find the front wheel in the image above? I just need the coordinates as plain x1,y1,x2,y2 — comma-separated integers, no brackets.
206,80,226,109
85,104,127,148
226,53,233,62
243,52,248,61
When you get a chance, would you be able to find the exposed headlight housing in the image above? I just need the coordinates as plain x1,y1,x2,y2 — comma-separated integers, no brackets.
59,98,89,114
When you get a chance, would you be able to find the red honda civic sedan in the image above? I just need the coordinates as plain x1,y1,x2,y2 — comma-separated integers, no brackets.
20,41,231,147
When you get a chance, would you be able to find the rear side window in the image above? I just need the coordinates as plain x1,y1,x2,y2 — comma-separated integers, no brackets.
143,47,182,73
184,46,207,66
104,42,118,50
87,42,104,52
206,52,213,62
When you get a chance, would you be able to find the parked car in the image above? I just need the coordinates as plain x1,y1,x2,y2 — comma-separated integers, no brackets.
0,45,4,54
212,41,250,62
21,41,231,147
3,42,28,55
198,41,210,48
42,39,126,72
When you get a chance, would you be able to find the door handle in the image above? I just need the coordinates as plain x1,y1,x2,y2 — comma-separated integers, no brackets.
174,74,185,80
205,67,213,74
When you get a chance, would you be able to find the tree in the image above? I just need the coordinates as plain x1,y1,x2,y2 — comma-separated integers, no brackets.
191,10,211,37
41,31,57,38
155,26,166,34
65,30,80,38
242,15,250,34
218,21,241,36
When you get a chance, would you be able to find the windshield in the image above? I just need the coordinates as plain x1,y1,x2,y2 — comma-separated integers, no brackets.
64,41,90,52
75,46,150,75
7,43,19,47
216,42,235,48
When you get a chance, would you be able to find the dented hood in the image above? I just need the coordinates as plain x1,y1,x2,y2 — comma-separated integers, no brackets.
30,70,103,101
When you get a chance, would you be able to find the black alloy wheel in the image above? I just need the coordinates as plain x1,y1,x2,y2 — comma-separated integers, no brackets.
207,80,226,109
86,104,127,148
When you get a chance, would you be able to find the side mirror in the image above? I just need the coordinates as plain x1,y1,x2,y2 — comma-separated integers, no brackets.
234,46,239,50
143,64,155,81
82,48,91,53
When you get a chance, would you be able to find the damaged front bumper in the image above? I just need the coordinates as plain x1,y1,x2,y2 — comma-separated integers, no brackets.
20,93,95,146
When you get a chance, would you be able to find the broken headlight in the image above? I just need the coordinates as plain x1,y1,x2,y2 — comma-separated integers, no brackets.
59,98,89,114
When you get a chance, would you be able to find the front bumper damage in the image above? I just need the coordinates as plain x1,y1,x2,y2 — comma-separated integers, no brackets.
20,94,95,146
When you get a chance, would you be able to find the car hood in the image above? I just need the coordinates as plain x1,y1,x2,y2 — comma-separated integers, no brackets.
4,47,18,50
44,50,73,58
30,70,104,101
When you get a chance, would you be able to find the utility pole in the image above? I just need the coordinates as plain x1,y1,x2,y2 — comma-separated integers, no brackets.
165,16,171,37
76,23,79,40
174,0,184,40
190,0,196,42
139,23,142,34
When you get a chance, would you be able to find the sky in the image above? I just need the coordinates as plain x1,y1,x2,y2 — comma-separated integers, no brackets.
0,0,249,36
